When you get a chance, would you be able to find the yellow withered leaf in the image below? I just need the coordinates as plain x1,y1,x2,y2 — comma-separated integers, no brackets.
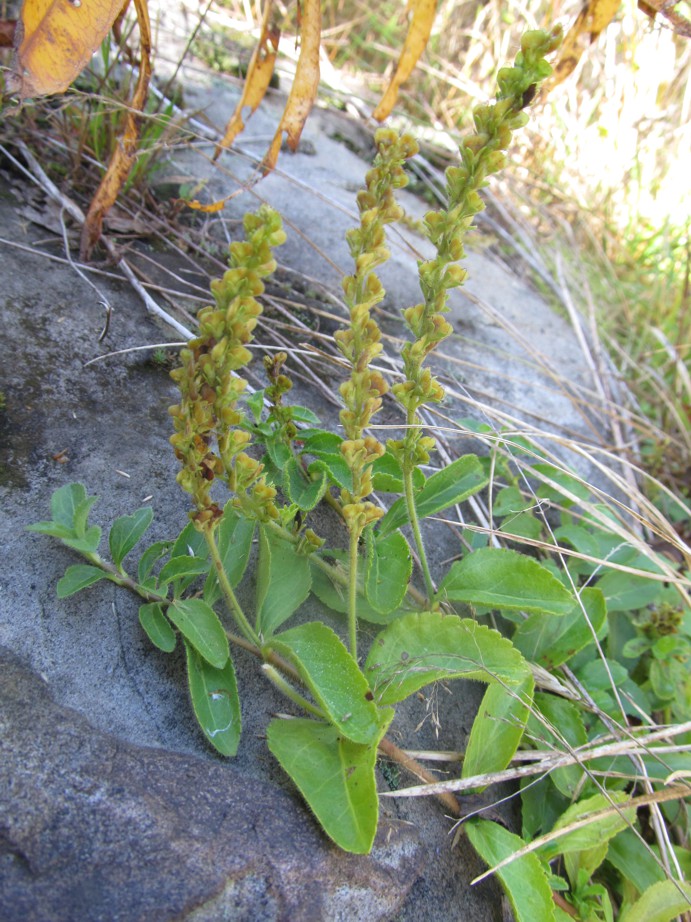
545,0,621,92
215,1,280,159
262,0,321,174
10,0,127,98
79,0,151,258
373,0,437,122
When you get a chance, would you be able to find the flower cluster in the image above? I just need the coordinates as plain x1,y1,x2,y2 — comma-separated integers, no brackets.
335,128,419,534
169,206,286,528
390,27,563,472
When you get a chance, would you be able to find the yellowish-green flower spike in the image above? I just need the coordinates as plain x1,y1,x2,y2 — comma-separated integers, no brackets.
390,26,562,472
168,205,286,528
335,128,419,528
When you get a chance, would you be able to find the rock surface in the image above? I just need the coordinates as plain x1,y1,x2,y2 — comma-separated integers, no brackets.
0,12,617,919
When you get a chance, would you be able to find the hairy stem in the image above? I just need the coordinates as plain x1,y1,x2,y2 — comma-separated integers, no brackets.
403,464,435,603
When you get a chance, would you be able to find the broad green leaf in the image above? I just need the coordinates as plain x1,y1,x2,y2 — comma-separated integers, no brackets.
203,504,255,606
364,611,531,706
289,405,321,425
50,482,93,530
364,529,412,615
60,526,102,555
527,694,587,797
158,555,210,587
596,570,662,612
27,520,77,540
513,587,607,668
307,455,352,490
56,564,106,598
137,540,172,585
492,485,531,517
553,524,601,561
297,428,343,454
538,792,635,862
463,674,533,782
620,880,691,922
521,776,570,842
438,547,575,616
109,506,154,568
265,435,292,470
283,457,328,511
138,602,176,653
370,451,424,493
171,520,208,560
185,641,241,756
266,712,392,854
168,599,229,669
245,388,265,423
466,820,555,922
378,454,488,537
499,512,543,541
533,463,591,505
264,622,381,744
256,528,311,636
310,560,405,625
608,829,691,898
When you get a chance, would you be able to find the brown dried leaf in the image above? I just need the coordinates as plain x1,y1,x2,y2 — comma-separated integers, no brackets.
79,0,151,259
545,0,621,92
215,1,280,159
9,0,127,98
373,0,437,122
261,0,321,174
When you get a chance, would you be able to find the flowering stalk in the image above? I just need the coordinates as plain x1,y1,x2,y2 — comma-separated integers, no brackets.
335,127,418,657
389,27,563,603
168,205,286,643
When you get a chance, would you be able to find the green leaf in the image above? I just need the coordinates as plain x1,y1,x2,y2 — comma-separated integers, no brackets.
138,602,176,653
466,820,555,922
527,695,587,798
264,622,381,744
513,587,607,669
364,611,531,706
378,454,488,537
307,455,352,490
283,457,328,511
56,564,106,598
463,675,533,782
265,435,292,470
60,526,102,555
27,520,77,540
266,712,392,854
538,792,635,863
50,483,93,530
364,529,412,615
533,463,591,505
499,512,543,541
185,641,241,756
596,570,663,613
168,599,229,669
289,405,321,425
245,388,265,423
203,504,255,606
620,880,691,922
256,527,311,636
171,520,208,560
109,507,154,568
137,540,172,583
438,547,575,616
370,451,424,493
310,560,404,625
492,485,531,517
158,555,210,587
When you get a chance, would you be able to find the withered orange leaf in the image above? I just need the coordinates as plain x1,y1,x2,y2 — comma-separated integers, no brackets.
545,0,621,92
262,0,321,174
10,0,127,98
373,0,437,122
79,0,151,258
215,0,280,159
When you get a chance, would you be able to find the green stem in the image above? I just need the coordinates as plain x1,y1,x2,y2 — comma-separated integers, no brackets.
204,527,260,647
403,463,435,604
348,529,360,661
262,665,325,719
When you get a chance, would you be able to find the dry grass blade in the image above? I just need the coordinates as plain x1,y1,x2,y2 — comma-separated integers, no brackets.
79,0,152,259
